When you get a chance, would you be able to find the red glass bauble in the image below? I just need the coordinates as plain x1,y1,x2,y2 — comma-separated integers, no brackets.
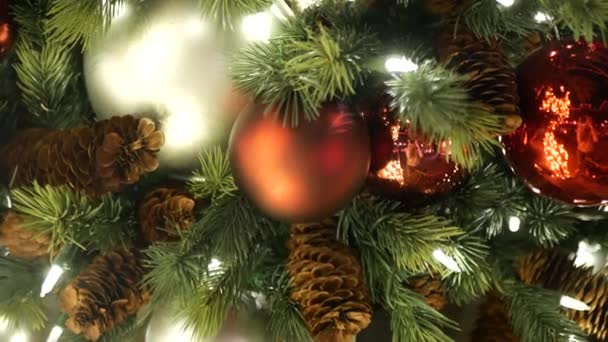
366,105,464,204
0,0,13,58
229,103,371,222
502,40,608,206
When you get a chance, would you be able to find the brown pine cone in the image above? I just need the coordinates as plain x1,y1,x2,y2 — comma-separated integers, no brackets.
0,116,164,196
407,274,448,310
425,0,472,16
518,249,608,340
287,220,372,342
471,291,519,342
60,249,150,341
137,187,196,243
0,210,51,260
437,22,521,133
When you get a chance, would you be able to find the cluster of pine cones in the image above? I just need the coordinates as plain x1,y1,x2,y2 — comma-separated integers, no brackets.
0,115,164,196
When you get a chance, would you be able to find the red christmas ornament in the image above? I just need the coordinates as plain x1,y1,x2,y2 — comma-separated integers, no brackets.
229,103,371,222
366,104,464,204
0,0,14,58
502,40,608,206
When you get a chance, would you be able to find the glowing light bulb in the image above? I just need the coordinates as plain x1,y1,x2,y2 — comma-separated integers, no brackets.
46,326,64,342
0,316,8,332
508,216,521,232
10,332,28,342
4,194,11,208
40,264,64,297
208,258,222,272
560,296,590,311
242,12,273,42
496,0,514,6
534,12,551,23
433,249,461,273
385,56,418,73
574,241,601,268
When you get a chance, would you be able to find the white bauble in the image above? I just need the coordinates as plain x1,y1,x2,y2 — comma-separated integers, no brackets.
84,0,287,171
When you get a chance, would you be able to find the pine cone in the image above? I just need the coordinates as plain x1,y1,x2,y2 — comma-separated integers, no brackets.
287,220,372,342
137,187,196,243
518,249,608,340
437,22,521,133
407,274,447,310
0,115,164,196
471,291,519,342
425,0,472,16
60,249,150,341
0,210,50,260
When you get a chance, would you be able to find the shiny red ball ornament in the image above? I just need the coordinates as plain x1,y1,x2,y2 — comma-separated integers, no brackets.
0,0,14,58
229,103,371,222
502,40,608,206
366,105,464,204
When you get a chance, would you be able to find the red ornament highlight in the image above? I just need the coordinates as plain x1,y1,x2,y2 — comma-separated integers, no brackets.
366,104,464,204
229,103,371,222
502,40,608,206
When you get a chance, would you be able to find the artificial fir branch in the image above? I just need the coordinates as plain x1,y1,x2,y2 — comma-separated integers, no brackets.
538,0,608,42
386,62,504,169
13,0,91,128
11,183,133,254
525,197,575,248
0,256,47,330
462,0,541,40
46,0,126,50
197,0,273,29
189,147,237,200
503,281,586,342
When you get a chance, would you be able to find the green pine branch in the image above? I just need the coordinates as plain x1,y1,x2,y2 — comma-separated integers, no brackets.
231,24,376,126
386,62,504,170
46,0,125,50
143,242,205,305
189,147,237,200
524,197,575,248
178,248,268,340
504,281,587,342
538,0,608,42
190,195,278,263
11,183,133,255
463,0,541,40
13,0,92,128
0,256,47,330
198,0,273,29
263,268,313,342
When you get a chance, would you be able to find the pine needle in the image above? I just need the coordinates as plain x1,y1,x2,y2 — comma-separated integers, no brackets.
189,147,237,200
387,62,504,170
539,0,608,42
198,0,273,29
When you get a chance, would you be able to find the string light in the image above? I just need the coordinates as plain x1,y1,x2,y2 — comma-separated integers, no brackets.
496,0,514,7
574,240,601,268
208,258,222,272
242,11,273,42
508,216,521,232
0,317,8,332
560,296,590,311
10,332,28,342
46,326,64,342
433,249,461,273
534,12,551,23
40,264,65,298
385,56,418,73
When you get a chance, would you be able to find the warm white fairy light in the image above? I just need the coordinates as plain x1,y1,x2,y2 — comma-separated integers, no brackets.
4,194,10,208
574,240,601,268
496,0,514,7
560,296,590,311
0,316,8,332
508,216,521,232
46,326,64,342
10,332,28,342
385,56,418,73
433,249,461,273
208,258,222,272
40,264,64,298
534,12,551,23
242,11,273,42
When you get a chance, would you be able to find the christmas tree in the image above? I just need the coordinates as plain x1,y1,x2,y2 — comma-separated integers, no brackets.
1,0,608,341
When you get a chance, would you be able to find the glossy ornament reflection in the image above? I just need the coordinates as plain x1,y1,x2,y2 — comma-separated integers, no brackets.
0,0,14,58
366,105,464,205
502,40,608,205
229,103,371,222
